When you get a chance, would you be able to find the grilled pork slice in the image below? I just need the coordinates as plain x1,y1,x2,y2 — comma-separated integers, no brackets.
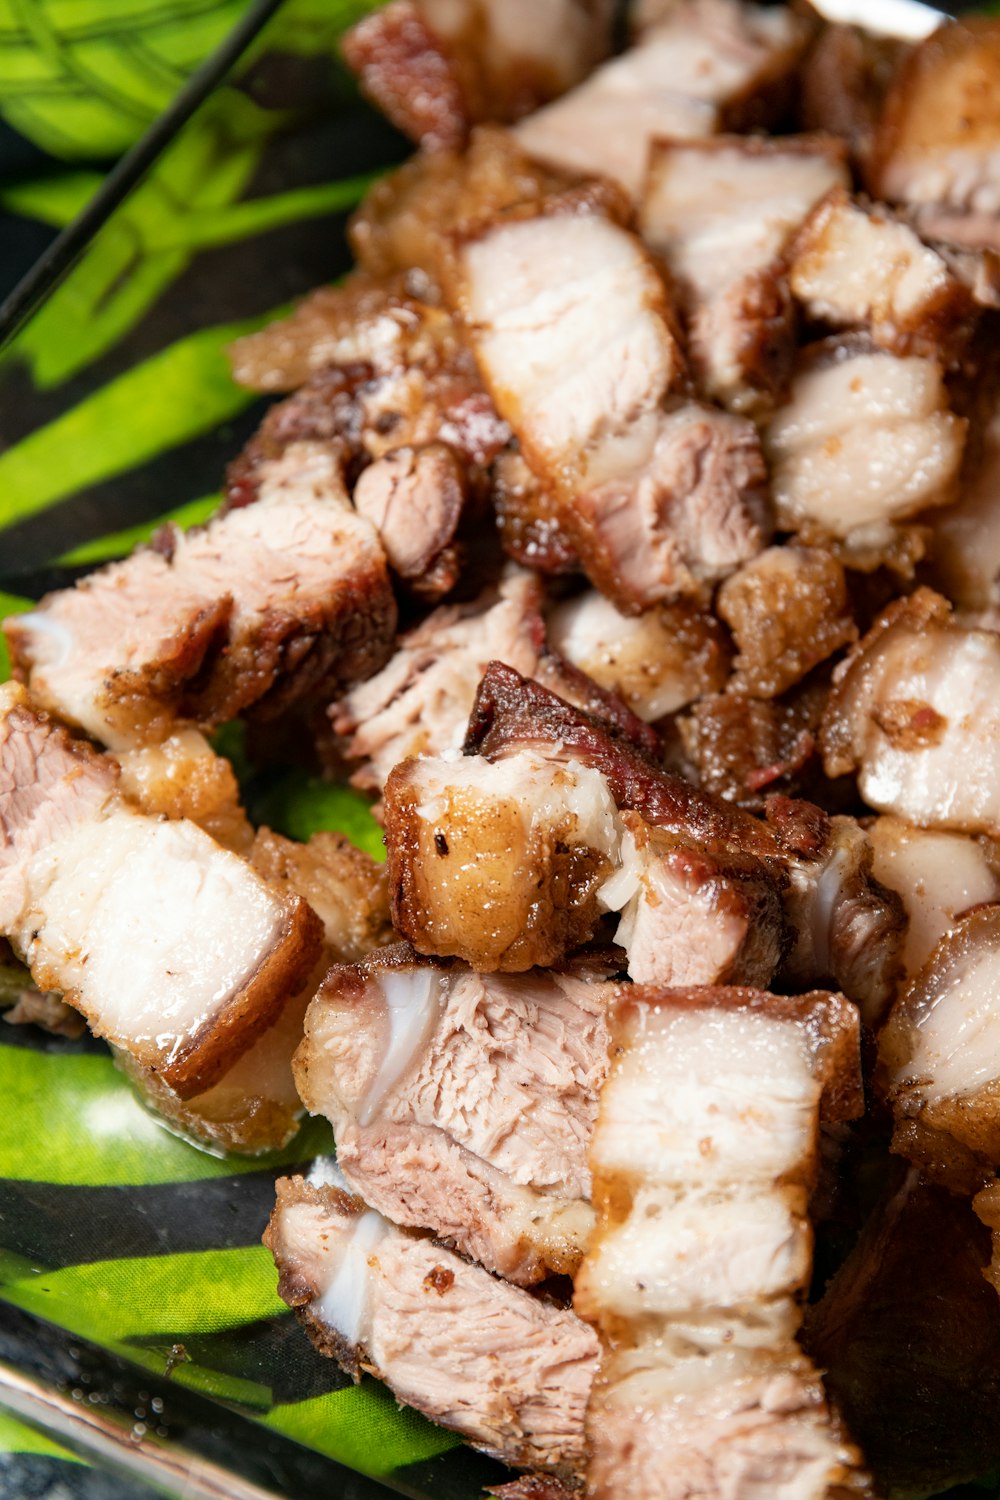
295,950,615,1283
383,750,622,972
806,1168,1000,1498
789,188,974,362
879,904,1000,1190
546,591,729,722
822,587,1000,835
116,729,252,852
764,337,966,542
575,986,870,1500
7,445,395,751
869,20,1000,218
265,1172,600,1477
332,568,545,796
467,663,904,1016
117,828,392,1154
641,135,848,412
716,545,857,699
514,0,810,198
449,197,769,610
0,684,321,1099
868,815,1000,977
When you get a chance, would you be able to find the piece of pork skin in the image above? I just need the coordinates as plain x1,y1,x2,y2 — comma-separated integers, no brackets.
821,586,1000,836
6,444,395,751
641,134,848,413
264,1173,599,1477
0,684,321,1099
576,985,869,1500
294,948,613,1282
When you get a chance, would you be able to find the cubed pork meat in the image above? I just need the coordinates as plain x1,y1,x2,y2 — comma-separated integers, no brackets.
879,903,1000,1190
821,587,1000,835
0,683,321,1099
264,1172,599,1477
800,23,911,170
448,195,770,611
294,949,614,1283
116,729,253,852
763,336,966,544
716,545,857,699
116,827,392,1155
340,0,613,151
927,344,1000,611
640,135,848,412
514,0,810,198
868,815,1000,977
868,20,1000,224
546,591,730,722
6,444,396,751
805,1168,1000,1498
789,187,974,362
575,985,870,1500
678,688,826,808
351,443,467,598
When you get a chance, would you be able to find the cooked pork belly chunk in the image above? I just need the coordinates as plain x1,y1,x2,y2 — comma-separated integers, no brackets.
515,0,810,198
295,950,614,1283
341,0,613,151
869,20,1000,218
0,684,321,1099
7,445,396,751
332,568,545,796
117,828,391,1154
800,23,910,170
879,904,1000,1189
383,749,621,972
265,1173,599,1476
974,1181,1000,1299
868,815,1000,977
352,443,466,596
116,729,252,852
928,355,1000,611
822,588,1000,835
806,1169,1000,1498
450,199,769,609
575,986,869,1500
764,337,966,540
641,135,848,412
547,591,729,722
679,688,824,807
716,545,857,699
789,188,973,361
491,446,580,575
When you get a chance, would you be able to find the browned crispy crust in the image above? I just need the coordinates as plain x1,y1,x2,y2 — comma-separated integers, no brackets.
341,2,472,152
156,895,323,1099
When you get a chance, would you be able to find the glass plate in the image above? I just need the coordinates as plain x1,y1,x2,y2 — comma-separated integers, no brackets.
0,3,509,1494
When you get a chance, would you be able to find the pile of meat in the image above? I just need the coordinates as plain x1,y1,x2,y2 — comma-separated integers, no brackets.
7,1,1000,1493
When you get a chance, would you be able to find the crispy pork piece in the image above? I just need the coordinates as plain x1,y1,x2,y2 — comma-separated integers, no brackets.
351,443,466,597
295,949,614,1283
789,187,974,362
467,663,904,1015
0,684,321,1099
641,135,848,412
869,20,1000,218
7,444,396,752
974,1181,1000,1298
575,985,870,1500
116,729,252,853
764,336,966,542
492,447,579,574
879,904,1000,1190
927,344,1000,611
332,568,545,796
383,749,622,972
341,0,613,151
771,800,906,1029
348,127,580,287
514,0,810,198
265,1172,600,1476
868,815,1000,977
448,195,770,611
800,23,909,169
806,1167,1000,1498
679,688,825,807
716,545,857,699
117,828,392,1154
822,587,1000,835
546,591,729,722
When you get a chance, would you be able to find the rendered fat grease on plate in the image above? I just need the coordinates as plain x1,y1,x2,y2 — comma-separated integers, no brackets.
9,0,1000,1495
